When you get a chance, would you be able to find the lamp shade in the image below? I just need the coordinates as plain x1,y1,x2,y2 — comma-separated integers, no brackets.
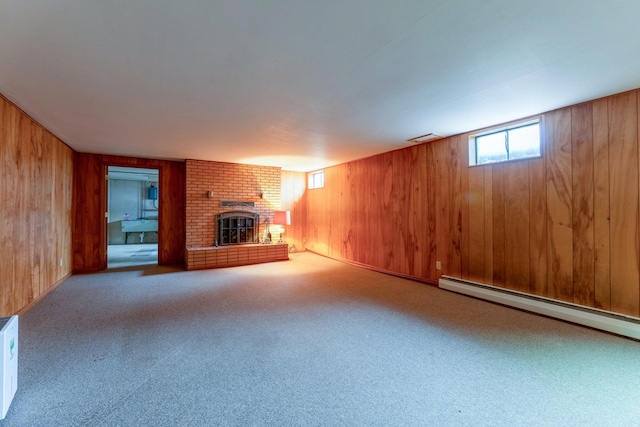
273,210,291,225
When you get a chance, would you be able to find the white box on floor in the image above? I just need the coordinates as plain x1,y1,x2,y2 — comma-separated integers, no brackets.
0,316,17,419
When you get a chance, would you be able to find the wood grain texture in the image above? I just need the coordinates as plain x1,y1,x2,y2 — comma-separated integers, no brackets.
491,163,506,287
545,108,574,301
529,156,547,296
72,154,186,272
425,143,438,281
158,161,186,265
0,95,73,316
459,136,470,280
503,161,530,292
343,163,356,261
72,153,106,271
435,138,452,277
571,104,595,306
410,145,428,278
380,152,394,271
483,166,494,285
281,170,307,253
354,159,368,265
608,92,640,316
467,163,485,283
448,137,463,278
392,149,409,275
592,98,611,310
302,89,640,317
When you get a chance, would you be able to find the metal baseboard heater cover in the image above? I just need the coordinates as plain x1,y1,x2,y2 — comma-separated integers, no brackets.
438,276,640,340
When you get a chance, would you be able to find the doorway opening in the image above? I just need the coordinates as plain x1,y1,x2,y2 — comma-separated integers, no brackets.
107,166,159,268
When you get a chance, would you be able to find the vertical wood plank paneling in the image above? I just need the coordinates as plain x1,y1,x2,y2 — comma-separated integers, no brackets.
460,136,470,280
0,99,6,312
529,156,547,296
468,165,485,282
546,108,574,302
159,161,186,265
355,160,369,264
435,139,452,277
483,166,494,285
380,152,394,270
0,95,73,316
327,165,339,257
410,145,428,278
592,98,611,310
13,107,30,314
448,137,463,277
326,165,337,257
1,99,17,315
340,163,349,259
365,156,381,267
299,170,309,251
392,149,410,274
306,183,320,252
348,162,360,262
29,124,40,299
73,154,185,272
300,89,640,317
426,142,438,281
58,133,73,279
72,153,104,272
608,92,640,316
281,170,307,253
503,161,530,292
492,164,505,287
571,104,595,306
337,163,348,258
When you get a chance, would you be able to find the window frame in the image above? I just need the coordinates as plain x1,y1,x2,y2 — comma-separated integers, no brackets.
468,117,543,167
308,170,325,189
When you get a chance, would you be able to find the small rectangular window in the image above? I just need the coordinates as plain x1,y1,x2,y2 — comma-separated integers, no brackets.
469,119,541,166
308,170,324,189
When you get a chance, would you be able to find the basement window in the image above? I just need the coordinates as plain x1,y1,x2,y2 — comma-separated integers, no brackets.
469,119,541,166
308,170,324,189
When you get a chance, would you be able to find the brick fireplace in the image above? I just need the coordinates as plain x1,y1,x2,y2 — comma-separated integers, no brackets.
184,159,288,270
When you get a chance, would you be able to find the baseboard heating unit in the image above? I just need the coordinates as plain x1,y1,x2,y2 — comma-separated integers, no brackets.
438,276,640,341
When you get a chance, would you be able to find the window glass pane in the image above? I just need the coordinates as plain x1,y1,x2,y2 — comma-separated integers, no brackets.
309,170,324,188
476,132,507,165
470,120,541,166
508,124,540,160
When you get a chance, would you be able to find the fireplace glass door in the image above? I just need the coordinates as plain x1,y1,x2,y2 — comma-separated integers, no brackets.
218,212,259,245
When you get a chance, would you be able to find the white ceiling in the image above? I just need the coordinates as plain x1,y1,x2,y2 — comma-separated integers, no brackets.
2,1,640,172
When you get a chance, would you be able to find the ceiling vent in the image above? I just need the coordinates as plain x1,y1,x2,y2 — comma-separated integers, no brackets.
407,133,443,143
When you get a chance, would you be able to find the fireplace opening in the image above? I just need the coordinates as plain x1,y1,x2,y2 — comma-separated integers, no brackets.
217,211,260,245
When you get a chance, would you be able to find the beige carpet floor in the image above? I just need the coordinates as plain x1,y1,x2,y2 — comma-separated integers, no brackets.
6,252,640,426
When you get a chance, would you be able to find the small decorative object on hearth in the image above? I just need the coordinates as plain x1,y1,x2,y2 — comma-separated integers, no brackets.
263,217,272,243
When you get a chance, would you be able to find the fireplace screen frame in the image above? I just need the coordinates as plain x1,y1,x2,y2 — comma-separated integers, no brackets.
217,211,260,246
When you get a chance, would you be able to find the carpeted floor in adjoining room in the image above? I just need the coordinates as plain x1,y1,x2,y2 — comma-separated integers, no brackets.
4,252,640,426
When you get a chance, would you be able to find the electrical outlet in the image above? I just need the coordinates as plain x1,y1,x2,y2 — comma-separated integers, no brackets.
59,258,63,267
436,261,441,270
303,237,306,243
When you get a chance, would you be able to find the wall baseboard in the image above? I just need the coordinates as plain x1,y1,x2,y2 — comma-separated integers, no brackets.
305,250,438,286
17,273,71,317
438,276,640,341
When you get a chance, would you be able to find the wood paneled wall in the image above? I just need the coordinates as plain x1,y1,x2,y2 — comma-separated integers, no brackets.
281,171,307,252
0,96,73,316
73,154,185,272
307,89,640,318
